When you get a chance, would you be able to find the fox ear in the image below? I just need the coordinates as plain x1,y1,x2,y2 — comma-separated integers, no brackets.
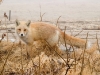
15,19,20,26
26,20,31,27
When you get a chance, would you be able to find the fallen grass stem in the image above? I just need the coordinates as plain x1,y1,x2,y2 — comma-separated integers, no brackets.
44,40,67,64
74,30,83,37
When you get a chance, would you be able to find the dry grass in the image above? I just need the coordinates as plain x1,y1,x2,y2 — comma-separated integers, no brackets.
0,38,100,75
0,16,100,75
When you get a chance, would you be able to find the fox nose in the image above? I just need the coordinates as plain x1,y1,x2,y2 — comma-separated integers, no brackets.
21,34,23,36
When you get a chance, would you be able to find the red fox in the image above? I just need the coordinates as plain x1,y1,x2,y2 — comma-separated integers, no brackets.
15,20,89,49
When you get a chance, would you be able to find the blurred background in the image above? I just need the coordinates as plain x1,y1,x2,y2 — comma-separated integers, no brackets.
0,0,100,22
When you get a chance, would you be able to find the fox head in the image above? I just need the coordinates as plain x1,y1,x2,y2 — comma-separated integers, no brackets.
15,20,31,37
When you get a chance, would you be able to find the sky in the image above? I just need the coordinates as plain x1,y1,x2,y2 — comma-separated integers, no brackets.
1,0,100,5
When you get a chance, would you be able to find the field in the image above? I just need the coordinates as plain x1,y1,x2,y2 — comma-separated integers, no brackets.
0,20,100,75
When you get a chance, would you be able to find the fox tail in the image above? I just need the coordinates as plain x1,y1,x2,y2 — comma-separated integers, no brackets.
60,31,90,49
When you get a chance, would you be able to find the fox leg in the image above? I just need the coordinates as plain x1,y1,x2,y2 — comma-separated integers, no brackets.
26,44,33,58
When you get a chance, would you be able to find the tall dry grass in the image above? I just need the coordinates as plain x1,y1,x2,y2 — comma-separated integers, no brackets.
0,39,100,75
0,14,100,75
0,30,100,75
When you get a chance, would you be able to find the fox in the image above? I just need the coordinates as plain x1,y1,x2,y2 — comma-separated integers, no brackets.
15,20,90,57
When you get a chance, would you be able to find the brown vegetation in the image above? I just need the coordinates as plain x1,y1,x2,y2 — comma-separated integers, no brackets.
0,14,100,75
0,37,100,75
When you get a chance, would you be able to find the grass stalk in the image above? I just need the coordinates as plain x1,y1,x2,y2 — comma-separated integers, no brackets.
80,32,88,75
39,5,45,22
56,16,61,27
20,41,24,74
5,18,8,42
38,50,40,75
96,33,100,51
0,43,14,75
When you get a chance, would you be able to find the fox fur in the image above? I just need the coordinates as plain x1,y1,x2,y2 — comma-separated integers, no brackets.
15,20,88,49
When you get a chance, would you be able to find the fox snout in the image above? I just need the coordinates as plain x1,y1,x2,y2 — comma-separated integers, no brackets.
20,33,24,37
21,34,23,36
19,33,25,37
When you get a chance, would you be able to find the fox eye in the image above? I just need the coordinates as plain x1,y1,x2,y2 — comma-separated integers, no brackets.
24,29,26,31
18,29,21,31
